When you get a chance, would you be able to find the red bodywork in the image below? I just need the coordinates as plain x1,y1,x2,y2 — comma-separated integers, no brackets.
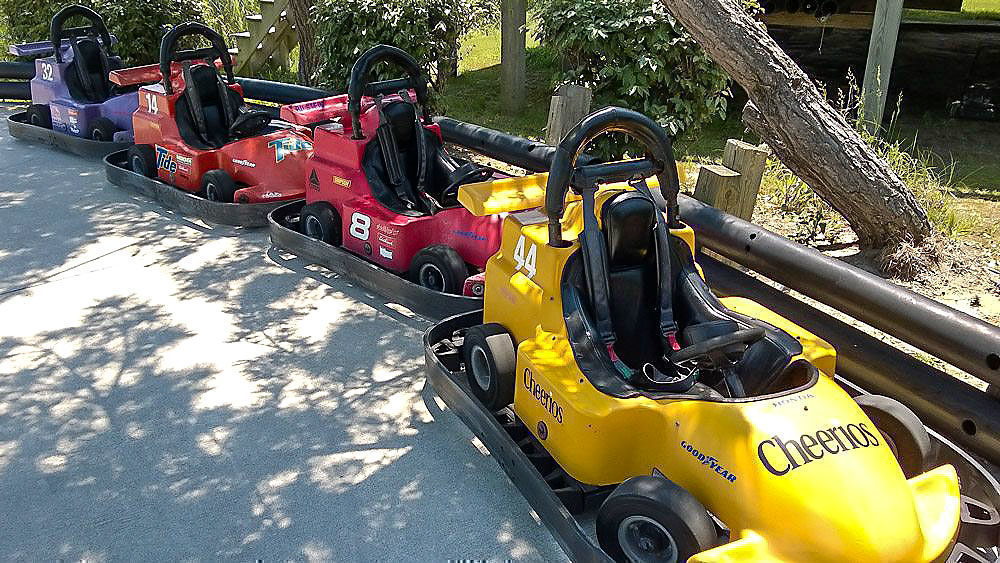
131,61,317,204
280,93,503,278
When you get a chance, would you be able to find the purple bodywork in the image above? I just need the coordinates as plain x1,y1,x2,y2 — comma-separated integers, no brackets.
10,36,136,142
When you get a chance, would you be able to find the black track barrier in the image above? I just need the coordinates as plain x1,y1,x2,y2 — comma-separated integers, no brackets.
0,81,31,100
0,61,35,80
235,77,333,104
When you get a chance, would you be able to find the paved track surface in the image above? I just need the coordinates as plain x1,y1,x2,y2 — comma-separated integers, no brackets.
0,107,565,561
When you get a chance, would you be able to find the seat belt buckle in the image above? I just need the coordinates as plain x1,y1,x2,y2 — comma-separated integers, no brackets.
666,331,681,352
606,343,621,363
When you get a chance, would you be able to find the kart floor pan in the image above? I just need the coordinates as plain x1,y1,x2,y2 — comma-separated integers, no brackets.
104,150,284,228
7,111,131,159
424,311,1000,563
269,201,482,321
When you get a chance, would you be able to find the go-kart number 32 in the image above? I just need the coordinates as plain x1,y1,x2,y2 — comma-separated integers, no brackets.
40,62,54,81
513,235,537,279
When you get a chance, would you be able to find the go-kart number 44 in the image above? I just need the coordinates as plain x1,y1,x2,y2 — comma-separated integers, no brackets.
514,235,537,279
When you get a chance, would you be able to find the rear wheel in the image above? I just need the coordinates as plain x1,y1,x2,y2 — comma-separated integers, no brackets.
128,144,156,178
89,117,117,142
300,202,342,245
597,476,717,563
409,245,468,294
27,104,51,129
463,323,516,411
202,169,237,203
855,394,931,478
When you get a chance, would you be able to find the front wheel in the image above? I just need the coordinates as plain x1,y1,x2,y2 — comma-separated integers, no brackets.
597,476,717,563
27,104,51,129
89,117,117,142
463,323,516,411
128,144,156,178
300,202,342,245
855,394,931,478
202,169,237,203
409,245,469,294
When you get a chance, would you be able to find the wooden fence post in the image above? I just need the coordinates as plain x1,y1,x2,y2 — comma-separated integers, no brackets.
693,164,742,214
544,84,593,145
501,0,527,115
721,139,770,220
860,0,904,134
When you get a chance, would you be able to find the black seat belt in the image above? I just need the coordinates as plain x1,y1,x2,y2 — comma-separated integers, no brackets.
215,74,236,139
374,95,415,210
182,63,210,147
399,90,441,214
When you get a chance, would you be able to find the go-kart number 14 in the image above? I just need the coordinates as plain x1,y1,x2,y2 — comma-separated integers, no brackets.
350,212,371,241
513,235,537,279
144,93,158,114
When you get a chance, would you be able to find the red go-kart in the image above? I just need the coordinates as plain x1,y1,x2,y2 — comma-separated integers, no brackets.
126,23,314,204
279,45,503,295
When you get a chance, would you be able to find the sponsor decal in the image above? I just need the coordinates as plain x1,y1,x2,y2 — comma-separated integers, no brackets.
308,170,320,191
378,246,393,260
268,137,313,162
292,99,326,111
155,146,177,174
757,422,881,476
260,192,283,199
332,175,352,188
454,229,487,242
232,158,256,168
376,224,400,236
363,242,372,255
377,233,395,247
523,368,564,423
537,420,549,440
770,393,815,408
681,441,738,483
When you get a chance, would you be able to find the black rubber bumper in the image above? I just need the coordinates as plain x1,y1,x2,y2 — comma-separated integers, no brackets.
7,111,130,159
104,150,284,227
268,201,483,320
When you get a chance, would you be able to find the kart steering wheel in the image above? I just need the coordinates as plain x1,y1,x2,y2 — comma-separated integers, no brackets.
347,45,430,139
672,328,766,367
50,5,114,63
229,110,271,139
441,166,494,200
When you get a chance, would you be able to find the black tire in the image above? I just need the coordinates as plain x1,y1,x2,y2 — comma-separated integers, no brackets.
27,104,51,129
597,476,717,563
855,395,931,478
463,323,516,411
89,117,117,142
128,144,156,178
409,245,468,294
202,169,237,203
300,202,342,245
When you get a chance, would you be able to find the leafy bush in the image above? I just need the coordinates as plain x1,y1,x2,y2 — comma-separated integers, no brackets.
312,0,493,91
535,0,742,137
0,0,202,64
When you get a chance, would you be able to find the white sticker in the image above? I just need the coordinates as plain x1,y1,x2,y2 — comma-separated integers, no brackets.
513,235,537,279
349,212,371,241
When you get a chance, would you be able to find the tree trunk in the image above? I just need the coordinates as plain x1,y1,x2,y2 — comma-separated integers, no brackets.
659,0,933,254
287,0,320,86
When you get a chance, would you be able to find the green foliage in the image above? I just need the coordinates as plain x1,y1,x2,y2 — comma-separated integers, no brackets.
0,0,201,64
311,0,494,91
535,0,744,139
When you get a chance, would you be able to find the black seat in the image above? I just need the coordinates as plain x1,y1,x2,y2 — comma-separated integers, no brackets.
362,100,479,215
65,36,121,103
174,63,268,149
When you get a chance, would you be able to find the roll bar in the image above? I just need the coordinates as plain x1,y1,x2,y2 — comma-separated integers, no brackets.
544,107,681,247
159,22,234,95
50,5,112,63
347,45,430,139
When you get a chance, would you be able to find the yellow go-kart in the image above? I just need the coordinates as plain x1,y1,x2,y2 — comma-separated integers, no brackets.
426,108,962,562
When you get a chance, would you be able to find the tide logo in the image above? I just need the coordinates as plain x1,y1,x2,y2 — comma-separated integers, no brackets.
155,146,177,174
268,138,313,162
757,422,881,476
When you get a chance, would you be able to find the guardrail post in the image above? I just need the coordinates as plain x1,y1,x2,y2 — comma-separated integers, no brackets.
722,139,770,221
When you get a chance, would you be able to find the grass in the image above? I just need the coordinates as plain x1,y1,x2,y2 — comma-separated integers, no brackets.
905,0,1000,22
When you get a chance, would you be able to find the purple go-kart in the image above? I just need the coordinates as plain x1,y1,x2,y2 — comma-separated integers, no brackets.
6,5,146,157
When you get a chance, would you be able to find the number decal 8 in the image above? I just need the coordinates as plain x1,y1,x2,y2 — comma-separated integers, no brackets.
349,212,371,241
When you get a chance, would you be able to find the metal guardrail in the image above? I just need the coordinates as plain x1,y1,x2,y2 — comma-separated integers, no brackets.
435,116,1000,463
0,61,35,80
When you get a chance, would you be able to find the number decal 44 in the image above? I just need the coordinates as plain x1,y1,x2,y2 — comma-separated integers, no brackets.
513,235,537,279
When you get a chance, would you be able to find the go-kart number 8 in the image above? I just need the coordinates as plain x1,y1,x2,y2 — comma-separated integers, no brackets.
40,62,54,81
350,212,371,241
513,235,537,279
144,93,159,114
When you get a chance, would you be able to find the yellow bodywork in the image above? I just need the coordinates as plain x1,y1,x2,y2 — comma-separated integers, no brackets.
458,177,962,562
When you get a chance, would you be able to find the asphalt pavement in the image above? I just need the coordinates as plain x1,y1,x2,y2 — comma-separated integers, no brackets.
0,107,564,561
